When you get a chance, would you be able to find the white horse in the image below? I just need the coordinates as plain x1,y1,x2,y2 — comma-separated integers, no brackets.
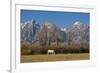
47,50,55,54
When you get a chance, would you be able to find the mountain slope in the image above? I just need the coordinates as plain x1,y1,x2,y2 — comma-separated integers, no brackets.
21,19,40,42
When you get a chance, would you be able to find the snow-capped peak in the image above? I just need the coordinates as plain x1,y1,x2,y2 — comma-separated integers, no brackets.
61,28,66,31
73,21,83,26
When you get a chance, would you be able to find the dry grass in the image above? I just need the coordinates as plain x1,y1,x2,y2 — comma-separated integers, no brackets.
21,53,89,63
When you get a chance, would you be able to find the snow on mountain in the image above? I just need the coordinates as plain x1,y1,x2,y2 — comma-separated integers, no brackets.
66,21,89,44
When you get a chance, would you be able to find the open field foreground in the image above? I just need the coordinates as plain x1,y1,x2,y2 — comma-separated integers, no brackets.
21,53,89,63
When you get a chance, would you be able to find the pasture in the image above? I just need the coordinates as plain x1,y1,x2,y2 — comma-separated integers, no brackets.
21,53,89,63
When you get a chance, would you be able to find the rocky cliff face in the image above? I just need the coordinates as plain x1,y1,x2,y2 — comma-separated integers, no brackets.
66,21,89,44
21,19,40,42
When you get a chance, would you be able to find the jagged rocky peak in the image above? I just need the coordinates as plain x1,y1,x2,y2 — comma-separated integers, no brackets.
21,19,40,42
21,19,32,29
43,21,57,29
72,21,84,30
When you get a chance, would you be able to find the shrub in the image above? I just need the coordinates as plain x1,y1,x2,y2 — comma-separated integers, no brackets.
21,49,32,55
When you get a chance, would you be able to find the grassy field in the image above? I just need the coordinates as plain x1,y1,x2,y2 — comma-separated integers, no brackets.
21,53,89,63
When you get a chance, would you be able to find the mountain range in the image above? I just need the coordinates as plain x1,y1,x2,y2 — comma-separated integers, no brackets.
21,19,89,46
